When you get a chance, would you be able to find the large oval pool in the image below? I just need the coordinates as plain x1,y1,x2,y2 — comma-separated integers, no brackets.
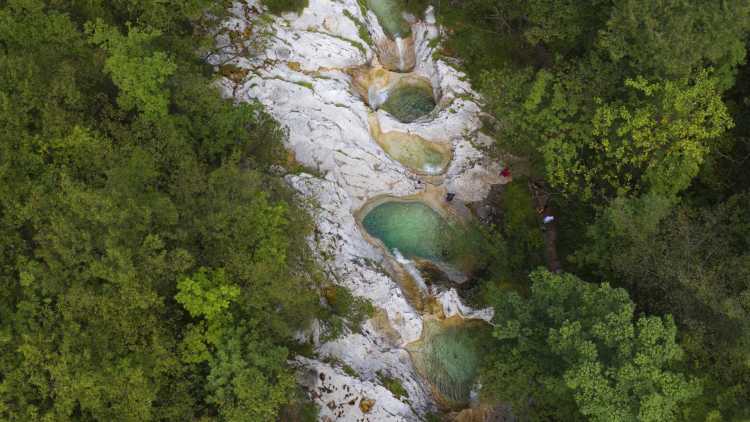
361,200,449,261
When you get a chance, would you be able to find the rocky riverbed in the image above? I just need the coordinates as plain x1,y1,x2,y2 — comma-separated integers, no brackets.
213,1,505,419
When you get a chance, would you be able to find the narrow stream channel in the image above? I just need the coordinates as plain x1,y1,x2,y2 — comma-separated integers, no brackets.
357,1,492,414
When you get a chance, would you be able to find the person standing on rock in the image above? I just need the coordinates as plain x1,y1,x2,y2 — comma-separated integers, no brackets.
500,166,511,179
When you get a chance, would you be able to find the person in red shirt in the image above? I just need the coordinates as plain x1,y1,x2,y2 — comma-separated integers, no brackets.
500,166,511,178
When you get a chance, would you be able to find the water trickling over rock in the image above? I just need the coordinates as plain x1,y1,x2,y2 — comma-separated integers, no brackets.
366,0,415,71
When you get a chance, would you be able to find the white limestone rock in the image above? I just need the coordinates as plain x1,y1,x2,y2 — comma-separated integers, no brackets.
436,289,495,322
287,174,424,344
296,357,421,421
268,28,369,70
218,1,506,419
317,329,433,412
235,68,420,208
444,138,504,203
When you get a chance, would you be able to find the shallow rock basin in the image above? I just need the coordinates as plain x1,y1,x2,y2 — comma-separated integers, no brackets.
369,115,451,175
407,317,491,407
377,130,451,175
362,200,450,261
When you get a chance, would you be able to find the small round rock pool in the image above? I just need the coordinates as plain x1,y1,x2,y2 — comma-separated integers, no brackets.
379,78,436,123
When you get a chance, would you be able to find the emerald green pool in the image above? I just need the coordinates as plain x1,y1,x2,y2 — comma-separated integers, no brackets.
380,81,436,123
408,319,489,405
362,201,449,261
366,0,411,38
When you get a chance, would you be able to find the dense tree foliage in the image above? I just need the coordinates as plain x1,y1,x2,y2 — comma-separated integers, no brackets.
482,270,700,421
599,0,750,88
483,67,732,200
264,0,309,14
5,0,750,420
433,0,750,419
578,194,750,419
0,0,323,420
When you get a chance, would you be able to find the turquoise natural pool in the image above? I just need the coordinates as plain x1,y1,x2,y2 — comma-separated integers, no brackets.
361,201,449,261
380,80,436,123
366,0,411,38
408,318,490,406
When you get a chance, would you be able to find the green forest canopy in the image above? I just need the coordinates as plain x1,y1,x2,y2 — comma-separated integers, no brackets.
0,0,328,420
2,0,750,421
431,0,750,420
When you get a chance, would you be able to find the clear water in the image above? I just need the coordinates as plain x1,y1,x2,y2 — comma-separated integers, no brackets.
366,0,411,38
362,201,449,261
408,319,489,405
380,82,436,123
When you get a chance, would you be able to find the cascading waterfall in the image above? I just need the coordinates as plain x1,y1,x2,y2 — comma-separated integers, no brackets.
395,36,407,72
355,3,496,407
365,0,415,72
393,248,430,294
368,84,389,109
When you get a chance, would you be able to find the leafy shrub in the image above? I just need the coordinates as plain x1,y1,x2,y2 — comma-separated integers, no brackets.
264,0,309,15
404,0,432,17
322,285,375,339
377,371,409,399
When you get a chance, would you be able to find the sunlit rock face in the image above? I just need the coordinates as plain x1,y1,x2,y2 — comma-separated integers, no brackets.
296,356,424,421
213,1,505,420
